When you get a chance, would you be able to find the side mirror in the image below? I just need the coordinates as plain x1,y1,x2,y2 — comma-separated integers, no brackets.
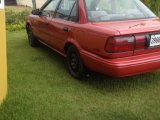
32,9,40,15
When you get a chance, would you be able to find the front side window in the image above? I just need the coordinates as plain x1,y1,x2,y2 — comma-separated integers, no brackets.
41,0,60,18
84,0,156,22
55,0,76,20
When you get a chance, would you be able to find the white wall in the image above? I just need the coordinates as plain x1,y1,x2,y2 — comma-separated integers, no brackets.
16,0,47,8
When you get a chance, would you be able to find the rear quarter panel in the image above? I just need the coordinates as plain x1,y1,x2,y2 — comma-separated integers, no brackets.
76,24,120,57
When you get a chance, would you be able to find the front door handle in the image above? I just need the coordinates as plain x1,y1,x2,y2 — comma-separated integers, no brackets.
63,27,69,32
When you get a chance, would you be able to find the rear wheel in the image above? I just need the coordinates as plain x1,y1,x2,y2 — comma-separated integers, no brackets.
27,26,39,47
66,45,86,79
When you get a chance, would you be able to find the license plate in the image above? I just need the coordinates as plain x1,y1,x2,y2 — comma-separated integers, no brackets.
150,34,160,47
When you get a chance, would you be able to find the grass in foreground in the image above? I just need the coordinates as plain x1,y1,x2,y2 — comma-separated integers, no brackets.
0,30,160,120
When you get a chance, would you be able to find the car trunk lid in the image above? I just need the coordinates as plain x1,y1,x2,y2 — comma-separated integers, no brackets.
91,18,160,35
92,17,160,58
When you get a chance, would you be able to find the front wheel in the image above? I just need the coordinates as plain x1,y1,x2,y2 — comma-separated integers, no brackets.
27,26,39,47
66,45,86,79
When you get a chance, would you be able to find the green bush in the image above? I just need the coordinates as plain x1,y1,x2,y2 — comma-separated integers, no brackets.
5,9,30,31
6,22,25,32
142,0,160,16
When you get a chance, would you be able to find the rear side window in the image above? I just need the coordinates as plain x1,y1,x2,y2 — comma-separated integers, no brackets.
41,0,60,18
69,2,79,22
55,0,77,21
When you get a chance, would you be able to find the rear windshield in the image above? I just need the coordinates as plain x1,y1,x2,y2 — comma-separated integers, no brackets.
84,0,157,22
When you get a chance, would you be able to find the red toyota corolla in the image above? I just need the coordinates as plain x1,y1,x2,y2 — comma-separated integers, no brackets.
26,0,160,78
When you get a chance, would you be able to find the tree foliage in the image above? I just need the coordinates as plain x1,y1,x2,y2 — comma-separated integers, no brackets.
142,0,160,15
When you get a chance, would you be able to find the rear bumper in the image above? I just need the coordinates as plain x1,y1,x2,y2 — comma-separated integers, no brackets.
80,50,160,77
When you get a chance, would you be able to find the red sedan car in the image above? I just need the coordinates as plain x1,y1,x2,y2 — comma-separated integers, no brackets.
26,0,160,78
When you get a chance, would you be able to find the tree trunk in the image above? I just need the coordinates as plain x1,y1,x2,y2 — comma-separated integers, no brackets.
32,0,37,9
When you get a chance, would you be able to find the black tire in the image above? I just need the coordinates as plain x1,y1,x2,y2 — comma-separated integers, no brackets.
66,45,86,79
27,26,39,47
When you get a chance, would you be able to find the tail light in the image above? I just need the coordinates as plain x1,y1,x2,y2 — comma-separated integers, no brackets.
135,35,146,50
105,35,146,58
105,36,135,53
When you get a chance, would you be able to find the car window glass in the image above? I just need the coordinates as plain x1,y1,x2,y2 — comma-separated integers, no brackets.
96,0,140,14
69,1,78,22
41,0,60,18
84,0,156,22
56,0,76,20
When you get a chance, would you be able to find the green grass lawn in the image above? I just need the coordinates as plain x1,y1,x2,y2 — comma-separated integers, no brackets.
0,30,160,120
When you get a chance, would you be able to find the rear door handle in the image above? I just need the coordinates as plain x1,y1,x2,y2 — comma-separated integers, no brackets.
63,27,69,32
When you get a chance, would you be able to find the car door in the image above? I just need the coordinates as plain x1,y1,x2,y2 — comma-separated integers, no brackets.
48,0,79,52
34,0,60,44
